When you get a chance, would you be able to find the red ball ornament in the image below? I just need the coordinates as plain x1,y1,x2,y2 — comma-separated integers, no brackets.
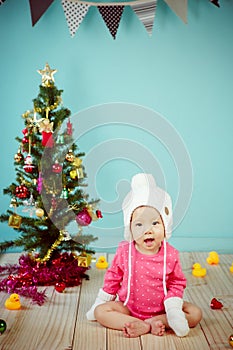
76,208,92,226
55,282,66,293
22,136,29,144
22,128,28,136
15,185,30,199
52,161,63,173
210,297,223,309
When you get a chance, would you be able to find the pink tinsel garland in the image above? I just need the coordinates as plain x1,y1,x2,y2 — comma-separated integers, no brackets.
0,252,89,305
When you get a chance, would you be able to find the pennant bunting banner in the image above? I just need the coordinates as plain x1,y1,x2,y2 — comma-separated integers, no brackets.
0,0,193,37
29,0,55,26
62,0,90,37
131,0,157,36
97,5,124,39
163,0,187,23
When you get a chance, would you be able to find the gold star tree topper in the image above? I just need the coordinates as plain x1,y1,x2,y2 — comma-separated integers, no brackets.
37,63,57,87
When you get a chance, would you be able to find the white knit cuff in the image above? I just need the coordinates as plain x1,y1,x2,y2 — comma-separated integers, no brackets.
164,297,189,337
98,288,116,301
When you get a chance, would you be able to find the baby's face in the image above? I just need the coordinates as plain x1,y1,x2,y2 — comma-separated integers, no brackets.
130,206,165,255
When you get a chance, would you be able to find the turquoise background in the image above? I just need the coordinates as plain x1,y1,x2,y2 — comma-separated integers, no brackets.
0,0,233,253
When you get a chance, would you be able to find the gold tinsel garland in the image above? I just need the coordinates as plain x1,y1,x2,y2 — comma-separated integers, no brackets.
35,230,65,263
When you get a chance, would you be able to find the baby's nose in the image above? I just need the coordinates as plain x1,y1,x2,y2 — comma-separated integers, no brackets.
145,227,153,234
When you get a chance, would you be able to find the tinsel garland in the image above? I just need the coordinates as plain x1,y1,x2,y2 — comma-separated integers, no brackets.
0,252,89,306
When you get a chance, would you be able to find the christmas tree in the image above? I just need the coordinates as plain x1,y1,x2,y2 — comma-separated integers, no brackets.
0,64,102,302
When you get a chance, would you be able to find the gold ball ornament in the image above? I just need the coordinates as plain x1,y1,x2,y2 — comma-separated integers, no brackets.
229,335,233,348
36,208,44,217
70,170,77,179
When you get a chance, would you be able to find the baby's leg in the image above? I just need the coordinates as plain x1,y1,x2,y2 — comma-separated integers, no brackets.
183,301,202,327
146,301,202,336
94,301,150,337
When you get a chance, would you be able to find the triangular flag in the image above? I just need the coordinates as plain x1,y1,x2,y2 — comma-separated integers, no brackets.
62,0,90,37
29,0,55,26
98,6,124,39
131,0,157,36
163,0,187,23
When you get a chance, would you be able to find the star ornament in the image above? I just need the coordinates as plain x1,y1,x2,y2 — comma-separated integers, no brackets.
37,63,57,87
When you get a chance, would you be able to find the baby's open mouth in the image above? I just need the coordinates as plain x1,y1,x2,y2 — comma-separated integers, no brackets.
144,238,155,246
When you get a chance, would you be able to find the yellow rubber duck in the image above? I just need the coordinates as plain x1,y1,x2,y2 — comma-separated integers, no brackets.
192,263,207,277
206,251,219,265
96,256,108,269
229,263,233,273
5,293,21,310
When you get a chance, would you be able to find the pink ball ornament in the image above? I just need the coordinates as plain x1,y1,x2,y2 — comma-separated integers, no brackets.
76,208,92,226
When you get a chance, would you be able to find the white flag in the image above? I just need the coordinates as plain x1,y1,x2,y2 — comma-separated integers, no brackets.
62,0,90,37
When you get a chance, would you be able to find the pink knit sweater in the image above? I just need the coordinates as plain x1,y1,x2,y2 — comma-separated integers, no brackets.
103,241,187,320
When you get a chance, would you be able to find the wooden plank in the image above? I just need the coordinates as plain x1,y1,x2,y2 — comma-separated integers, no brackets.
192,252,232,295
73,265,107,350
107,329,142,350
141,333,177,350
185,252,233,350
0,285,80,350
141,327,210,350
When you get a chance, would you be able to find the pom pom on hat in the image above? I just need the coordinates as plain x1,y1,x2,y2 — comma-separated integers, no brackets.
122,173,173,241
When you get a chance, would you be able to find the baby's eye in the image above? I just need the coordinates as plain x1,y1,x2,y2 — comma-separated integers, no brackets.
152,221,159,225
135,223,142,227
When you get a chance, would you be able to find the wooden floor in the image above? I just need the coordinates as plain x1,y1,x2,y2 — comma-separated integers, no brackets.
0,252,233,350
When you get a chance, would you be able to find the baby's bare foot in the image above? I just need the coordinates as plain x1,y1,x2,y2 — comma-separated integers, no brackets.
123,321,151,338
145,319,165,336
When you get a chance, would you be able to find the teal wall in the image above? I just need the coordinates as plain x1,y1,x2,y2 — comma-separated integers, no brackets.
1,0,233,253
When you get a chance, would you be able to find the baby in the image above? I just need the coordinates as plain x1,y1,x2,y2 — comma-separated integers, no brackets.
86,173,202,338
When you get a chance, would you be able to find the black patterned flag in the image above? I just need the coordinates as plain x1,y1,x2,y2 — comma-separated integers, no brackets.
98,5,124,39
62,0,90,37
29,0,55,26
131,0,157,36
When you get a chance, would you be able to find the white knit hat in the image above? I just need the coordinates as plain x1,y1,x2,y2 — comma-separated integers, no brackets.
122,173,173,241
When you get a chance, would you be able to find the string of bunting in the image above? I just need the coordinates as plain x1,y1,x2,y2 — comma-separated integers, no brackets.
29,0,186,38
0,1,220,38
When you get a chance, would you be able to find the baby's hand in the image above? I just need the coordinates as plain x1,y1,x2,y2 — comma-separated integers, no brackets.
164,297,189,337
